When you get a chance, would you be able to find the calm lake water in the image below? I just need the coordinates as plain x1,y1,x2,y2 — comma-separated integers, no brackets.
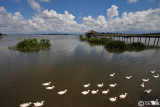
0,35,160,107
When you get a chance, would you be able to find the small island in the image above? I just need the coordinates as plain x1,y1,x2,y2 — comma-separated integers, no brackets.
9,38,51,52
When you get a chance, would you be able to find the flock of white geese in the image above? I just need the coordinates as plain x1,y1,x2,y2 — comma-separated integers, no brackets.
20,70,159,107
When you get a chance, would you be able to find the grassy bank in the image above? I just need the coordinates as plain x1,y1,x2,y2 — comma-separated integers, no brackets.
9,38,51,51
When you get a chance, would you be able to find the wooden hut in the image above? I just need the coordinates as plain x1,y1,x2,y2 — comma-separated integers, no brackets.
85,30,100,38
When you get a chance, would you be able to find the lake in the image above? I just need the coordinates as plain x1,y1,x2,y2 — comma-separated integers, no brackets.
0,35,160,107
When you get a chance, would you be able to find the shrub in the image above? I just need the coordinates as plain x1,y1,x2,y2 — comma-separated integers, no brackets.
126,42,145,51
105,41,126,50
9,38,51,51
79,35,87,41
80,35,83,38
88,37,115,44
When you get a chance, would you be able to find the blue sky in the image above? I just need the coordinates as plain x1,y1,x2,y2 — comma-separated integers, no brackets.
0,0,160,34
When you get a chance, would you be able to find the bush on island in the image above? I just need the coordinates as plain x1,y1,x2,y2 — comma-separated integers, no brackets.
79,35,87,41
9,38,51,51
105,41,126,50
88,37,114,44
105,41,146,52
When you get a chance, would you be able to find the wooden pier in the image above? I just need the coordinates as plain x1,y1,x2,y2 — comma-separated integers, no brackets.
105,35,160,48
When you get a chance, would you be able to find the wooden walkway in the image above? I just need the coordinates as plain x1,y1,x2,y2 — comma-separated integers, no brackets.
105,35,160,48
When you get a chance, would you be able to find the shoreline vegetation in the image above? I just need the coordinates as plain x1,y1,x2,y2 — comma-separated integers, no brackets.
80,35,152,53
8,38,51,52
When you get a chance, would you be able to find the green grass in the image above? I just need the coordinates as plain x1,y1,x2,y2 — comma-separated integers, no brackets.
80,35,115,44
105,41,146,53
87,37,114,44
9,38,51,52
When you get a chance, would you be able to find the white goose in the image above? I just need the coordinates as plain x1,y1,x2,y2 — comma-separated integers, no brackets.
42,82,51,86
153,74,159,78
20,102,32,107
141,82,145,88
91,90,99,94
109,83,117,87
81,90,90,95
150,70,155,74
34,101,44,107
58,89,68,95
119,93,128,99
109,97,117,102
110,73,115,77
102,89,109,94
142,79,149,82
97,83,104,87
83,83,90,88
46,86,55,90
144,89,152,94
126,76,132,79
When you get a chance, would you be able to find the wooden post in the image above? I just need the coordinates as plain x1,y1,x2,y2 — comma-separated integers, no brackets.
137,37,139,42
133,37,134,42
130,37,131,43
145,37,147,44
148,37,151,45
140,37,141,42
156,38,160,47
153,37,156,47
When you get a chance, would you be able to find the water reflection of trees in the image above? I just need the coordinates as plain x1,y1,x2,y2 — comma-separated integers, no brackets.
9,47,51,53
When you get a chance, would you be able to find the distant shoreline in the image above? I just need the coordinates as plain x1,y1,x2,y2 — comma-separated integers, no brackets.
1,32,160,36
3,33,81,35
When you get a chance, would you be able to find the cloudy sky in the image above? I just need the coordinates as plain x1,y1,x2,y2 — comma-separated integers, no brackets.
0,0,160,34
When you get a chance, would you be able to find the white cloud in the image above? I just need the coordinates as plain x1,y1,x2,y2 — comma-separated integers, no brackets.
28,0,41,12
111,8,160,32
39,0,50,2
128,0,155,3
107,5,118,20
128,0,139,3
0,7,34,34
82,15,108,31
28,9,86,33
0,5,160,34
